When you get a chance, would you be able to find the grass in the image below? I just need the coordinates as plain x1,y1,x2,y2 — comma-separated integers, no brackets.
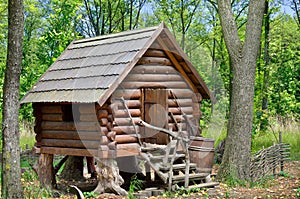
203,117,300,160
19,121,35,150
252,118,300,160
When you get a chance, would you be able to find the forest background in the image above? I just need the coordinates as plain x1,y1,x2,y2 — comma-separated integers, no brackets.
0,0,299,158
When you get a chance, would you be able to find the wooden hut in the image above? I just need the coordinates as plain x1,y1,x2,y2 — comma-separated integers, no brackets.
21,22,213,191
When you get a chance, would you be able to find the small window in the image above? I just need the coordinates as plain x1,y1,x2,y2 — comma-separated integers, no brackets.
62,104,79,122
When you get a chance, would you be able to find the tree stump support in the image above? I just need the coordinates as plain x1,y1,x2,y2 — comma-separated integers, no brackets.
38,153,56,187
93,157,128,196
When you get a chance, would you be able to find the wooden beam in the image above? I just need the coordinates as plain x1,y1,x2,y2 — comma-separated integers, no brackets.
40,143,140,158
156,37,198,94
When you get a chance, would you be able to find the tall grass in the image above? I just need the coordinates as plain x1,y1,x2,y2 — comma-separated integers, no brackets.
252,118,300,160
203,117,300,160
19,121,35,150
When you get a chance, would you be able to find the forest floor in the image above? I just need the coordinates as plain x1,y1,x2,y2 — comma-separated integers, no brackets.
17,150,300,198
51,160,300,199
206,161,300,199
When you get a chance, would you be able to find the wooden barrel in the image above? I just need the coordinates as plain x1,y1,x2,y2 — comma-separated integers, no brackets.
189,136,214,173
190,136,214,148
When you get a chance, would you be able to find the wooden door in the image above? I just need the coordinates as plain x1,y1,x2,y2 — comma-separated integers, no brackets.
142,88,169,144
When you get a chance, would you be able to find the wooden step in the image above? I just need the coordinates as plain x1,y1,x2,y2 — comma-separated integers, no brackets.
149,153,185,161
188,181,219,189
159,163,197,171
172,173,209,184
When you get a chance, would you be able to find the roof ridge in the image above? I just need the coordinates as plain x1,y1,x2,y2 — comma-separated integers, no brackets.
73,26,159,45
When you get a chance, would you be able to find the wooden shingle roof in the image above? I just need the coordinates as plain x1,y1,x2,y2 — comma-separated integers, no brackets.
21,23,211,105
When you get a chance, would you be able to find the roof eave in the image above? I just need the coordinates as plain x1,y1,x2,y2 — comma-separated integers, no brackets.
161,27,213,101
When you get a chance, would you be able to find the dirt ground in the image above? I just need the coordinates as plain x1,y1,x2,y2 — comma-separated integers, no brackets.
20,149,299,199
92,161,300,199
206,161,300,199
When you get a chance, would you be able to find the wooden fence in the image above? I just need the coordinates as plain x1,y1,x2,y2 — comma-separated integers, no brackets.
250,142,290,181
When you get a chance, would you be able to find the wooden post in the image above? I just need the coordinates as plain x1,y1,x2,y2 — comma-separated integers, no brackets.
38,153,56,187
279,131,284,172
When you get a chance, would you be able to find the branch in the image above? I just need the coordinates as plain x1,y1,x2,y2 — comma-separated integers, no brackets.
243,0,265,60
217,0,242,63
137,120,189,143
207,0,218,11
293,0,300,27
54,155,69,174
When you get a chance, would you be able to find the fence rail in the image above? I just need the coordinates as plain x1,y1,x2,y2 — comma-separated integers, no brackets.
250,143,290,181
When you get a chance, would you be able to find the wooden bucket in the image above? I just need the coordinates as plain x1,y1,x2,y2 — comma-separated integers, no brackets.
189,136,215,173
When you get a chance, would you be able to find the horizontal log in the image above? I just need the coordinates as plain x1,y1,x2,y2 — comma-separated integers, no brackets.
131,64,178,74
114,117,140,126
40,147,98,157
75,122,104,132
41,139,100,149
41,121,104,132
40,105,63,114
169,107,194,115
168,89,194,99
107,114,114,122
112,126,140,135
137,57,172,66
120,81,188,89
42,114,63,122
113,109,141,118
42,130,103,140
168,98,193,107
40,143,140,158
80,114,98,122
99,118,108,126
41,121,76,131
102,135,138,144
110,99,141,109
112,89,141,99
98,109,109,118
124,74,183,82
78,104,97,114
143,49,166,57
106,131,116,141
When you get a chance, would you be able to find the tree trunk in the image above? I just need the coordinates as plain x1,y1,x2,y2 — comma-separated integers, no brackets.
60,156,85,181
93,158,128,196
217,0,265,181
1,0,24,198
260,0,270,131
38,153,56,187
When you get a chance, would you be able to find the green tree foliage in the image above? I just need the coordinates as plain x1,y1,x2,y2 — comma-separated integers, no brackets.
268,16,300,118
77,0,146,37
0,0,298,148
0,0,7,123
254,13,300,132
38,0,82,65
19,0,82,120
152,0,201,51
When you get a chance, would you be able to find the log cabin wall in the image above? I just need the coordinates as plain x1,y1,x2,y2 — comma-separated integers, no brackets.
34,102,104,157
33,102,140,157
111,42,203,143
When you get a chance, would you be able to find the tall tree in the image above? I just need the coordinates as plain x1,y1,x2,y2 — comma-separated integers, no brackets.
79,0,146,37
291,0,300,28
153,0,201,51
217,0,265,181
1,0,24,198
